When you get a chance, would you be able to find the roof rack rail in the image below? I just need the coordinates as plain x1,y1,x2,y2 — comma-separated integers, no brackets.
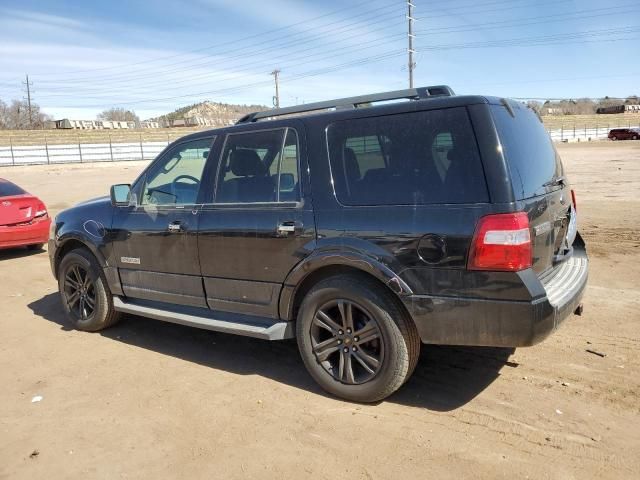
236,85,455,124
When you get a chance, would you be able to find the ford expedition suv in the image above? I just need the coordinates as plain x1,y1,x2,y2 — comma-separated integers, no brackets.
49,86,588,402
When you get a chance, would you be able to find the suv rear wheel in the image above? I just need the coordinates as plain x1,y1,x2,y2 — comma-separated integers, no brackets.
296,275,420,402
58,248,121,332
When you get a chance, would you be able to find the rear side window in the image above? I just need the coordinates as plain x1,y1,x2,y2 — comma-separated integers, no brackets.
215,128,300,203
327,107,488,205
0,181,26,197
490,104,563,199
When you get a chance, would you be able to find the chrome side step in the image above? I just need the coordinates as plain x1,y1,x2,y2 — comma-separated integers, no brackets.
113,297,294,340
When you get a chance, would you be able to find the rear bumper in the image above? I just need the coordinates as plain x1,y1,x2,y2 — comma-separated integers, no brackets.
403,242,588,347
0,219,50,249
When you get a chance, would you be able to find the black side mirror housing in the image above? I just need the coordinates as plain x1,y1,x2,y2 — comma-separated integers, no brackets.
110,184,133,207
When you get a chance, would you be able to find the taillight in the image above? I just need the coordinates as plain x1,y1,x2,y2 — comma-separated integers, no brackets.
34,202,48,219
571,189,577,212
468,212,532,271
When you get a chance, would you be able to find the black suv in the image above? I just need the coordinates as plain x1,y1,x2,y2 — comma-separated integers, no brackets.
49,86,588,402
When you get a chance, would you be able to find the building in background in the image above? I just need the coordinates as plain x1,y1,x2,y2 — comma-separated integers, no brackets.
51,119,160,129
597,104,640,114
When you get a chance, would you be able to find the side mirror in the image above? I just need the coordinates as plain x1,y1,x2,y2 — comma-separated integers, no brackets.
110,184,134,207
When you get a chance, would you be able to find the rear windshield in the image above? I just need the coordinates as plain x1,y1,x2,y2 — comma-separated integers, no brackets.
490,103,563,199
327,107,489,206
0,181,26,197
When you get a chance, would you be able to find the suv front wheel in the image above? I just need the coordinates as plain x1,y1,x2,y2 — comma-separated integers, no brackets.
296,275,420,402
58,248,121,332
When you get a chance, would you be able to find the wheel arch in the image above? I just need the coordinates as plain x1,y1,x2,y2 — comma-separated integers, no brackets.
279,252,413,322
54,234,106,278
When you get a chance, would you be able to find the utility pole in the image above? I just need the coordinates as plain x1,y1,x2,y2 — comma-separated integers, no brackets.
271,69,281,108
407,1,416,88
23,74,34,129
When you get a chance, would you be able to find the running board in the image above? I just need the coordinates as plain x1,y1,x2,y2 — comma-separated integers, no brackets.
112,297,294,340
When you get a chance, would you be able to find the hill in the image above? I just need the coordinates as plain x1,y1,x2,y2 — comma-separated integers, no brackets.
154,101,268,127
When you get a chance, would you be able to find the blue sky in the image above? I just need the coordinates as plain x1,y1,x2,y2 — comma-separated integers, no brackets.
0,0,638,120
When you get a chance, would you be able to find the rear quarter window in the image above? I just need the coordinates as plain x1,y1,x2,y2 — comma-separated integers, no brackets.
490,103,563,199
327,107,489,206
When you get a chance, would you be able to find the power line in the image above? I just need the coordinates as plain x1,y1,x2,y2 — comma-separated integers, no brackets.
10,2,638,112
32,0,569,86
415,4,639,35
35,16,407,94
30,0,397,78
34,4,403,83
34,1,624,97
56,49,408,109
34,26,639,105
51,34,640,111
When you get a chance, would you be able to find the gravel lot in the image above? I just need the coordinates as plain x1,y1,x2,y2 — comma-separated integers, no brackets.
1,142,639,479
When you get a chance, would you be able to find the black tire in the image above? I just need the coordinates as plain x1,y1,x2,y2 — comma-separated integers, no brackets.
296,275,420,403
633,135,638,140
58,248,121,332
611,136,618,141
27,243,45,251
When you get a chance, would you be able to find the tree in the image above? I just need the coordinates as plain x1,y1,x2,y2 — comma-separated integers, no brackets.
0,99,50,129
0,99,7,129
526,100,542,114
97,107,139,124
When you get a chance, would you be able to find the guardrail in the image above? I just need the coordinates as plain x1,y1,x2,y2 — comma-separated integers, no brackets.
547,123,640,142
0,138,170,166
1,122,639,167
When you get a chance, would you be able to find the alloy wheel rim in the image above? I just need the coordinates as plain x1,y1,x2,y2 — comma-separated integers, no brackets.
310,299,384,385
63,264,96,321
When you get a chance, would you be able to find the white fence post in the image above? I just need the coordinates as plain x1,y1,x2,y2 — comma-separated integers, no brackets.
139,134,144,160
9,136,15,165
109,135,114,162
78,136,83,163
45,135,50,164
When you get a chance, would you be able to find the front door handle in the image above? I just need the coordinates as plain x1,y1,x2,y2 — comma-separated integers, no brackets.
168,221,184,233
277,221,300,236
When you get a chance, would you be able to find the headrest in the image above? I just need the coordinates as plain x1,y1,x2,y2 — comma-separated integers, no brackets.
343,147,360,181
230,149,266,177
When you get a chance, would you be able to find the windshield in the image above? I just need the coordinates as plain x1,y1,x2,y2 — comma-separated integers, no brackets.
490,103,564,199
0,180,26,197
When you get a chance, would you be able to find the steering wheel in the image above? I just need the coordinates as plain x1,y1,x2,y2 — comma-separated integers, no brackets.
170,174,200,202
173,174,199,186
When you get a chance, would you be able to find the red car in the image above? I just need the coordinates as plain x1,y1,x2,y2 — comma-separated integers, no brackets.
0,178,51,250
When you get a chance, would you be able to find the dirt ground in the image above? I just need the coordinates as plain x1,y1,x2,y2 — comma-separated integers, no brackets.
1,142,639,479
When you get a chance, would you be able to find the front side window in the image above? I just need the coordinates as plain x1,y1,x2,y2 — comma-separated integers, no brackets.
215,128,300,203
141,137,213,205
327,108,488,206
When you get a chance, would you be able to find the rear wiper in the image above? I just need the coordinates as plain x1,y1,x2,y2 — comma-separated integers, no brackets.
543,176,566,188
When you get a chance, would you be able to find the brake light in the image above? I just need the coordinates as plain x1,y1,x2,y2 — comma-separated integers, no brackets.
468,212,532,271
34,202,48,219
571,189,577,212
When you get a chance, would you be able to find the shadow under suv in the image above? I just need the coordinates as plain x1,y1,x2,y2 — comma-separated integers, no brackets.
49,86,588,402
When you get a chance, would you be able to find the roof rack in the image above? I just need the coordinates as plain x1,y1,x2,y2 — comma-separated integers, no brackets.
236,85,455,124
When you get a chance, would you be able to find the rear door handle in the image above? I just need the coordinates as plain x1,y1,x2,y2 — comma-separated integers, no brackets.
168,221,184,232
277,221,300,235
